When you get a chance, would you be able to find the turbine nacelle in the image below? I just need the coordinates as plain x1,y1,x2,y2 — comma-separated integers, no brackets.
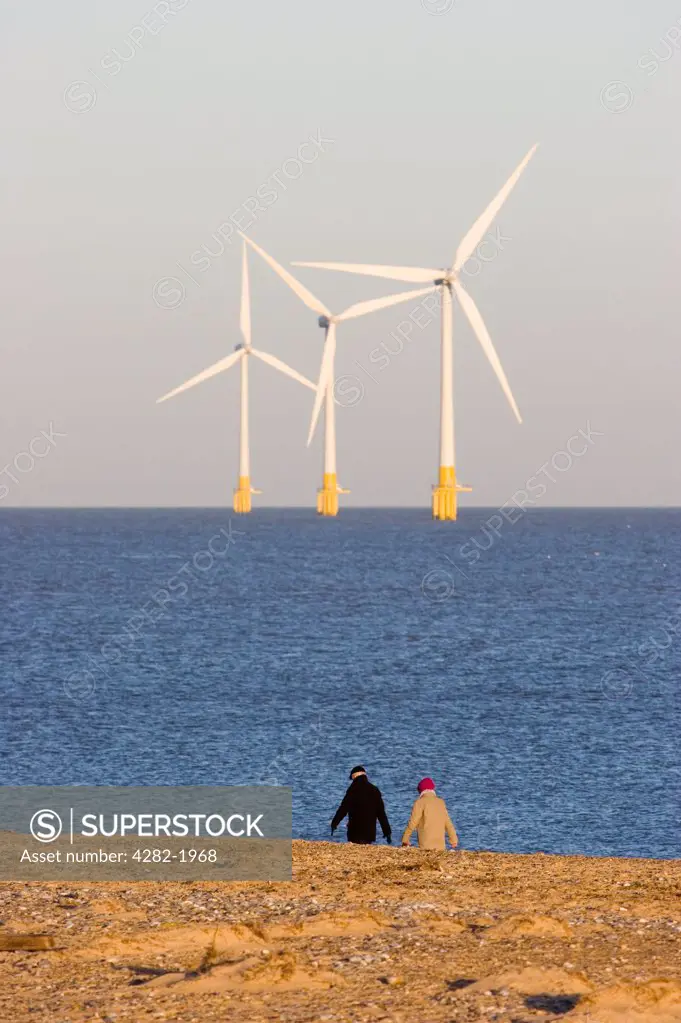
240,231,435,448
290,142,539,439
156,240,316,405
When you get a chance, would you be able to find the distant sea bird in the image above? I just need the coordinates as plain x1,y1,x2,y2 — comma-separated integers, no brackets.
157,241,316,513
293,145,538,521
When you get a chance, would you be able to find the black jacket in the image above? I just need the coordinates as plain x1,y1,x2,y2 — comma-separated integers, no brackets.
331,775,391,844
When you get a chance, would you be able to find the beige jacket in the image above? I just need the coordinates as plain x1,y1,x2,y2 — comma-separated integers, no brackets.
401,791,458,850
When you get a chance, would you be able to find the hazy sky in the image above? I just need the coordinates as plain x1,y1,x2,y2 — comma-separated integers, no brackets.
1,0,680,507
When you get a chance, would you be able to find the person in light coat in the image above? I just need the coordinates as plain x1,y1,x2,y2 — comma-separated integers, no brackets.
401,777,458,851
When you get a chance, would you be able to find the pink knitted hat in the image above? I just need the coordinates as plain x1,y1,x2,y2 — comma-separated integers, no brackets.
417,777,435,793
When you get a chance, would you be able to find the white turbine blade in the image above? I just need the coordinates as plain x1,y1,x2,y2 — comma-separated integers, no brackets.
250,348,316,390
293,261,438,283
453,144,538,272
240,240,251,348
240,232,330,317
307,324,336,446
156,348,244,404
453,281,522,423
338,285,437,322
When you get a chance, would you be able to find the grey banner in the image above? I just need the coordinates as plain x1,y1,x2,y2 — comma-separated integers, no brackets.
0,786,291,881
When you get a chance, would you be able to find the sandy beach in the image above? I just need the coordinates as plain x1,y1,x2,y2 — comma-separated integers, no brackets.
0,841,679,1022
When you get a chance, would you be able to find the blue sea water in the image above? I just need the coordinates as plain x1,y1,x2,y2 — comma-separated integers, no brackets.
0,508,678,859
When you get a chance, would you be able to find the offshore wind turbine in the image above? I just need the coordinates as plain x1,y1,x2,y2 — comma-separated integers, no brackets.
294,144,538,521
157,241,316,513
241,232,436,516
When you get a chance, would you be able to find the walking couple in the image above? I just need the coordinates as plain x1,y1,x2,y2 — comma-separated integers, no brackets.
331,765,458,851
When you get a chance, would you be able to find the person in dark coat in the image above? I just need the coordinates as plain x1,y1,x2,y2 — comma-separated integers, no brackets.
331,765,392,845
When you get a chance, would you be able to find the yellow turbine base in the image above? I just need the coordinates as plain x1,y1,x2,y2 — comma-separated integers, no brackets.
317,473,339,517
432,466,457,521
233,476,252,514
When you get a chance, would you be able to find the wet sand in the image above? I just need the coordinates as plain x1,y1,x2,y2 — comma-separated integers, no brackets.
0,841,679,1022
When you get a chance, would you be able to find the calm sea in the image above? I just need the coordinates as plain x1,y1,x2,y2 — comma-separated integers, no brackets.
1,509,678,858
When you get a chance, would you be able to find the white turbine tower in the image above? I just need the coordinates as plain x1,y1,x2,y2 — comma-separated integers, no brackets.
157,241,316,513
294,144,538,521
241,232,436,516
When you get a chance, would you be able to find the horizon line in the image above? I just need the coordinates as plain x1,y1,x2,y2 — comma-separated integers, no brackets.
1,505,680,512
